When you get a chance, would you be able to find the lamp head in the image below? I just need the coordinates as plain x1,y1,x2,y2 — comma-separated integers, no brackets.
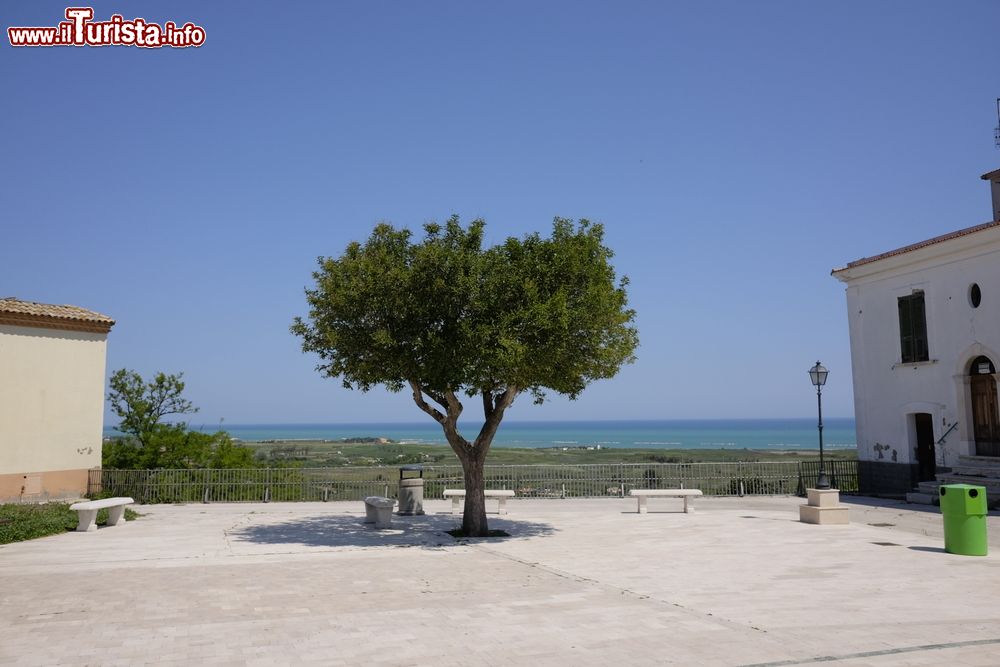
809,361,828,387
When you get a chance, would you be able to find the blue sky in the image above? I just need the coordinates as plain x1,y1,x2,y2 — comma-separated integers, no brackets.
3,1,999,427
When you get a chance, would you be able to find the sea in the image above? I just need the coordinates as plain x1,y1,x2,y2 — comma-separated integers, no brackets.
153,418,857,451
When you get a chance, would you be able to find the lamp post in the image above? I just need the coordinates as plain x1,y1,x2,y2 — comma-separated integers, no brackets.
808,361,830,490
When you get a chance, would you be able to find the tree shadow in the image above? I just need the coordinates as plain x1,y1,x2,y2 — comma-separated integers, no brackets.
842,496,944,515
228,511,556,550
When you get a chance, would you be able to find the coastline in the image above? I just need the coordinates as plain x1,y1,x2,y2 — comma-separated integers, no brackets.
109,417,858,451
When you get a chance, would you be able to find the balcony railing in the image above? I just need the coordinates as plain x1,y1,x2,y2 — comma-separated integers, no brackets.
89,460,859,504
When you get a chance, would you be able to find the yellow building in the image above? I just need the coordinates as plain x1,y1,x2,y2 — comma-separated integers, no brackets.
0,298,115,501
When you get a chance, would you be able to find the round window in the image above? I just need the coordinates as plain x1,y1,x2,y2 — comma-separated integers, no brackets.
970,283,982,308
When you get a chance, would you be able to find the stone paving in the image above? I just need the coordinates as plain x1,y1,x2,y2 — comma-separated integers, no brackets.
2,496,1000,666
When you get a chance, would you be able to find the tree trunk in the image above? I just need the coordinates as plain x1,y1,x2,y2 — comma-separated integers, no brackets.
458,452,489,536
406,381,518,537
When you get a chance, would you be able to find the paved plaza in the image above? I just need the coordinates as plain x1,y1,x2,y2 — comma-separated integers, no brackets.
2,496,1000,666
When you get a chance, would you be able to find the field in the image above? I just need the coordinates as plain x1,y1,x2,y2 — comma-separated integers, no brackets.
96,441,860,503
246,439,857,467
92,441,859,504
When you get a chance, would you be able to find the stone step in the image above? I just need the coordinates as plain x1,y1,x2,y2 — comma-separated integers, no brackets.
924,474,1000,509
949,466,1000,479
935,474,1000,494
957,455,1000,468
905,492,938,505
918,480,942,494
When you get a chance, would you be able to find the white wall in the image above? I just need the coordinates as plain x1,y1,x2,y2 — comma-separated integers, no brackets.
0,324,108,475
836,227,1000,467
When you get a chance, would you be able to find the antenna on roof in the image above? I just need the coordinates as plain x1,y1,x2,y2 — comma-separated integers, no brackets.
995,98,1000,148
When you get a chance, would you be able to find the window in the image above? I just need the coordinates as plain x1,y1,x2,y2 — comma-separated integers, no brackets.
898,291,929,363
970,283,982,308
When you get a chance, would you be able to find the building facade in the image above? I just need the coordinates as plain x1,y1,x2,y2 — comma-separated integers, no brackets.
832,169,1000,495
0,298,115,501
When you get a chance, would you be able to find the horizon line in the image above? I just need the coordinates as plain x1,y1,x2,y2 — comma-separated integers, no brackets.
107,416,856,427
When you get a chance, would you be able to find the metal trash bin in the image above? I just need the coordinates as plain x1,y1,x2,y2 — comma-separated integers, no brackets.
940,484,988,556
397,465,425,516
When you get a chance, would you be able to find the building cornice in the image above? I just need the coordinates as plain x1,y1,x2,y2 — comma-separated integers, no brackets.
831,222,1000,284
0,312,114,334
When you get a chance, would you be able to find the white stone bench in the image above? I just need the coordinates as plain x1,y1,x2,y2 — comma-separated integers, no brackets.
363,496,396,529
443,489,515,515
629,489,703,514
69,497,134,532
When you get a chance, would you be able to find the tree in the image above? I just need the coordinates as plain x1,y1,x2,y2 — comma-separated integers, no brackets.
107,369,198,449
103,425,254,470
292,216,638,535
105,369,257,470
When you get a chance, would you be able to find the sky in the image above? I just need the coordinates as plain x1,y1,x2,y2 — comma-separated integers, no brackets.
3,1,1000,427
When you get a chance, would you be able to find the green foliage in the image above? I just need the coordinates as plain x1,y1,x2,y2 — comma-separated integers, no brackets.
0,503,137,544
291,216,638,405
105,369,255,470
102,438,142,469
103,427,255,470
479,218,639,402
291,215,638,534
241,441,856,467
107,369,197,448
208,434,257,468
102,468,320,504
727,477,791,495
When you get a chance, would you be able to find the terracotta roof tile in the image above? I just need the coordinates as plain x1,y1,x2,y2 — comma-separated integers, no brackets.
0,298,115,332
832,220,1000,275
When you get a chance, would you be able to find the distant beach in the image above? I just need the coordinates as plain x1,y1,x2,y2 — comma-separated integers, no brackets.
109,418,856,451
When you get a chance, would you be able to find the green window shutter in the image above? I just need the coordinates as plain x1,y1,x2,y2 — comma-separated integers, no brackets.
898,296,913,363
912,293,928,361
897,292,929,364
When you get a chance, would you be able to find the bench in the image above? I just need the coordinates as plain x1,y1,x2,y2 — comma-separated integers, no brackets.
363,496,396,529
443,489,515,515
629,489,703,514
69,497,134,532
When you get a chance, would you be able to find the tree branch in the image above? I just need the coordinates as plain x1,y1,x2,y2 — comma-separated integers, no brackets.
475,385,518,447
423,388,449,413
408,380,446,424
444,390,463,420
498,385,518,411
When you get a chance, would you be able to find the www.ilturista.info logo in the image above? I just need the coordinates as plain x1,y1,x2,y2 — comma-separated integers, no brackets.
8,7,206,48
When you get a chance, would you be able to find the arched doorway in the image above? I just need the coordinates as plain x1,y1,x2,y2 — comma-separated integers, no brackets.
970,356,1000,457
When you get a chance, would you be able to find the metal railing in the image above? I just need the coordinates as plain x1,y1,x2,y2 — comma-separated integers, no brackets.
797,459,860,494
89,460,859,504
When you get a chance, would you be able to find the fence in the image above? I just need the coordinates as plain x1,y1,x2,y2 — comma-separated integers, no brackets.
89,460,859,504
797,459,859,494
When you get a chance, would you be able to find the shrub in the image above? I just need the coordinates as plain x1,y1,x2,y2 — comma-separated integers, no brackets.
0,503,138,544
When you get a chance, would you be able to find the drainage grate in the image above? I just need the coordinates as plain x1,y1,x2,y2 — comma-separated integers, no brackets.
871,541,901,547
740,515,759,519
868,522,896,527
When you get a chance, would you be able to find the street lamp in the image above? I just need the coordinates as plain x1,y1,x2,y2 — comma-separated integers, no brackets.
808,361,830,490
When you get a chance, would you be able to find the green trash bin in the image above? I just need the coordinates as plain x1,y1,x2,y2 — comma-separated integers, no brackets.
939,484,988,556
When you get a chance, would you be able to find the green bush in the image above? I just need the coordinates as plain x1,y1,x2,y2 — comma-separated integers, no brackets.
104,428,256,470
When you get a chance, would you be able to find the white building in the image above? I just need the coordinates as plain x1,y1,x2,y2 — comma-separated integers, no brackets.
832,168,1000,498
0,298,115,501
